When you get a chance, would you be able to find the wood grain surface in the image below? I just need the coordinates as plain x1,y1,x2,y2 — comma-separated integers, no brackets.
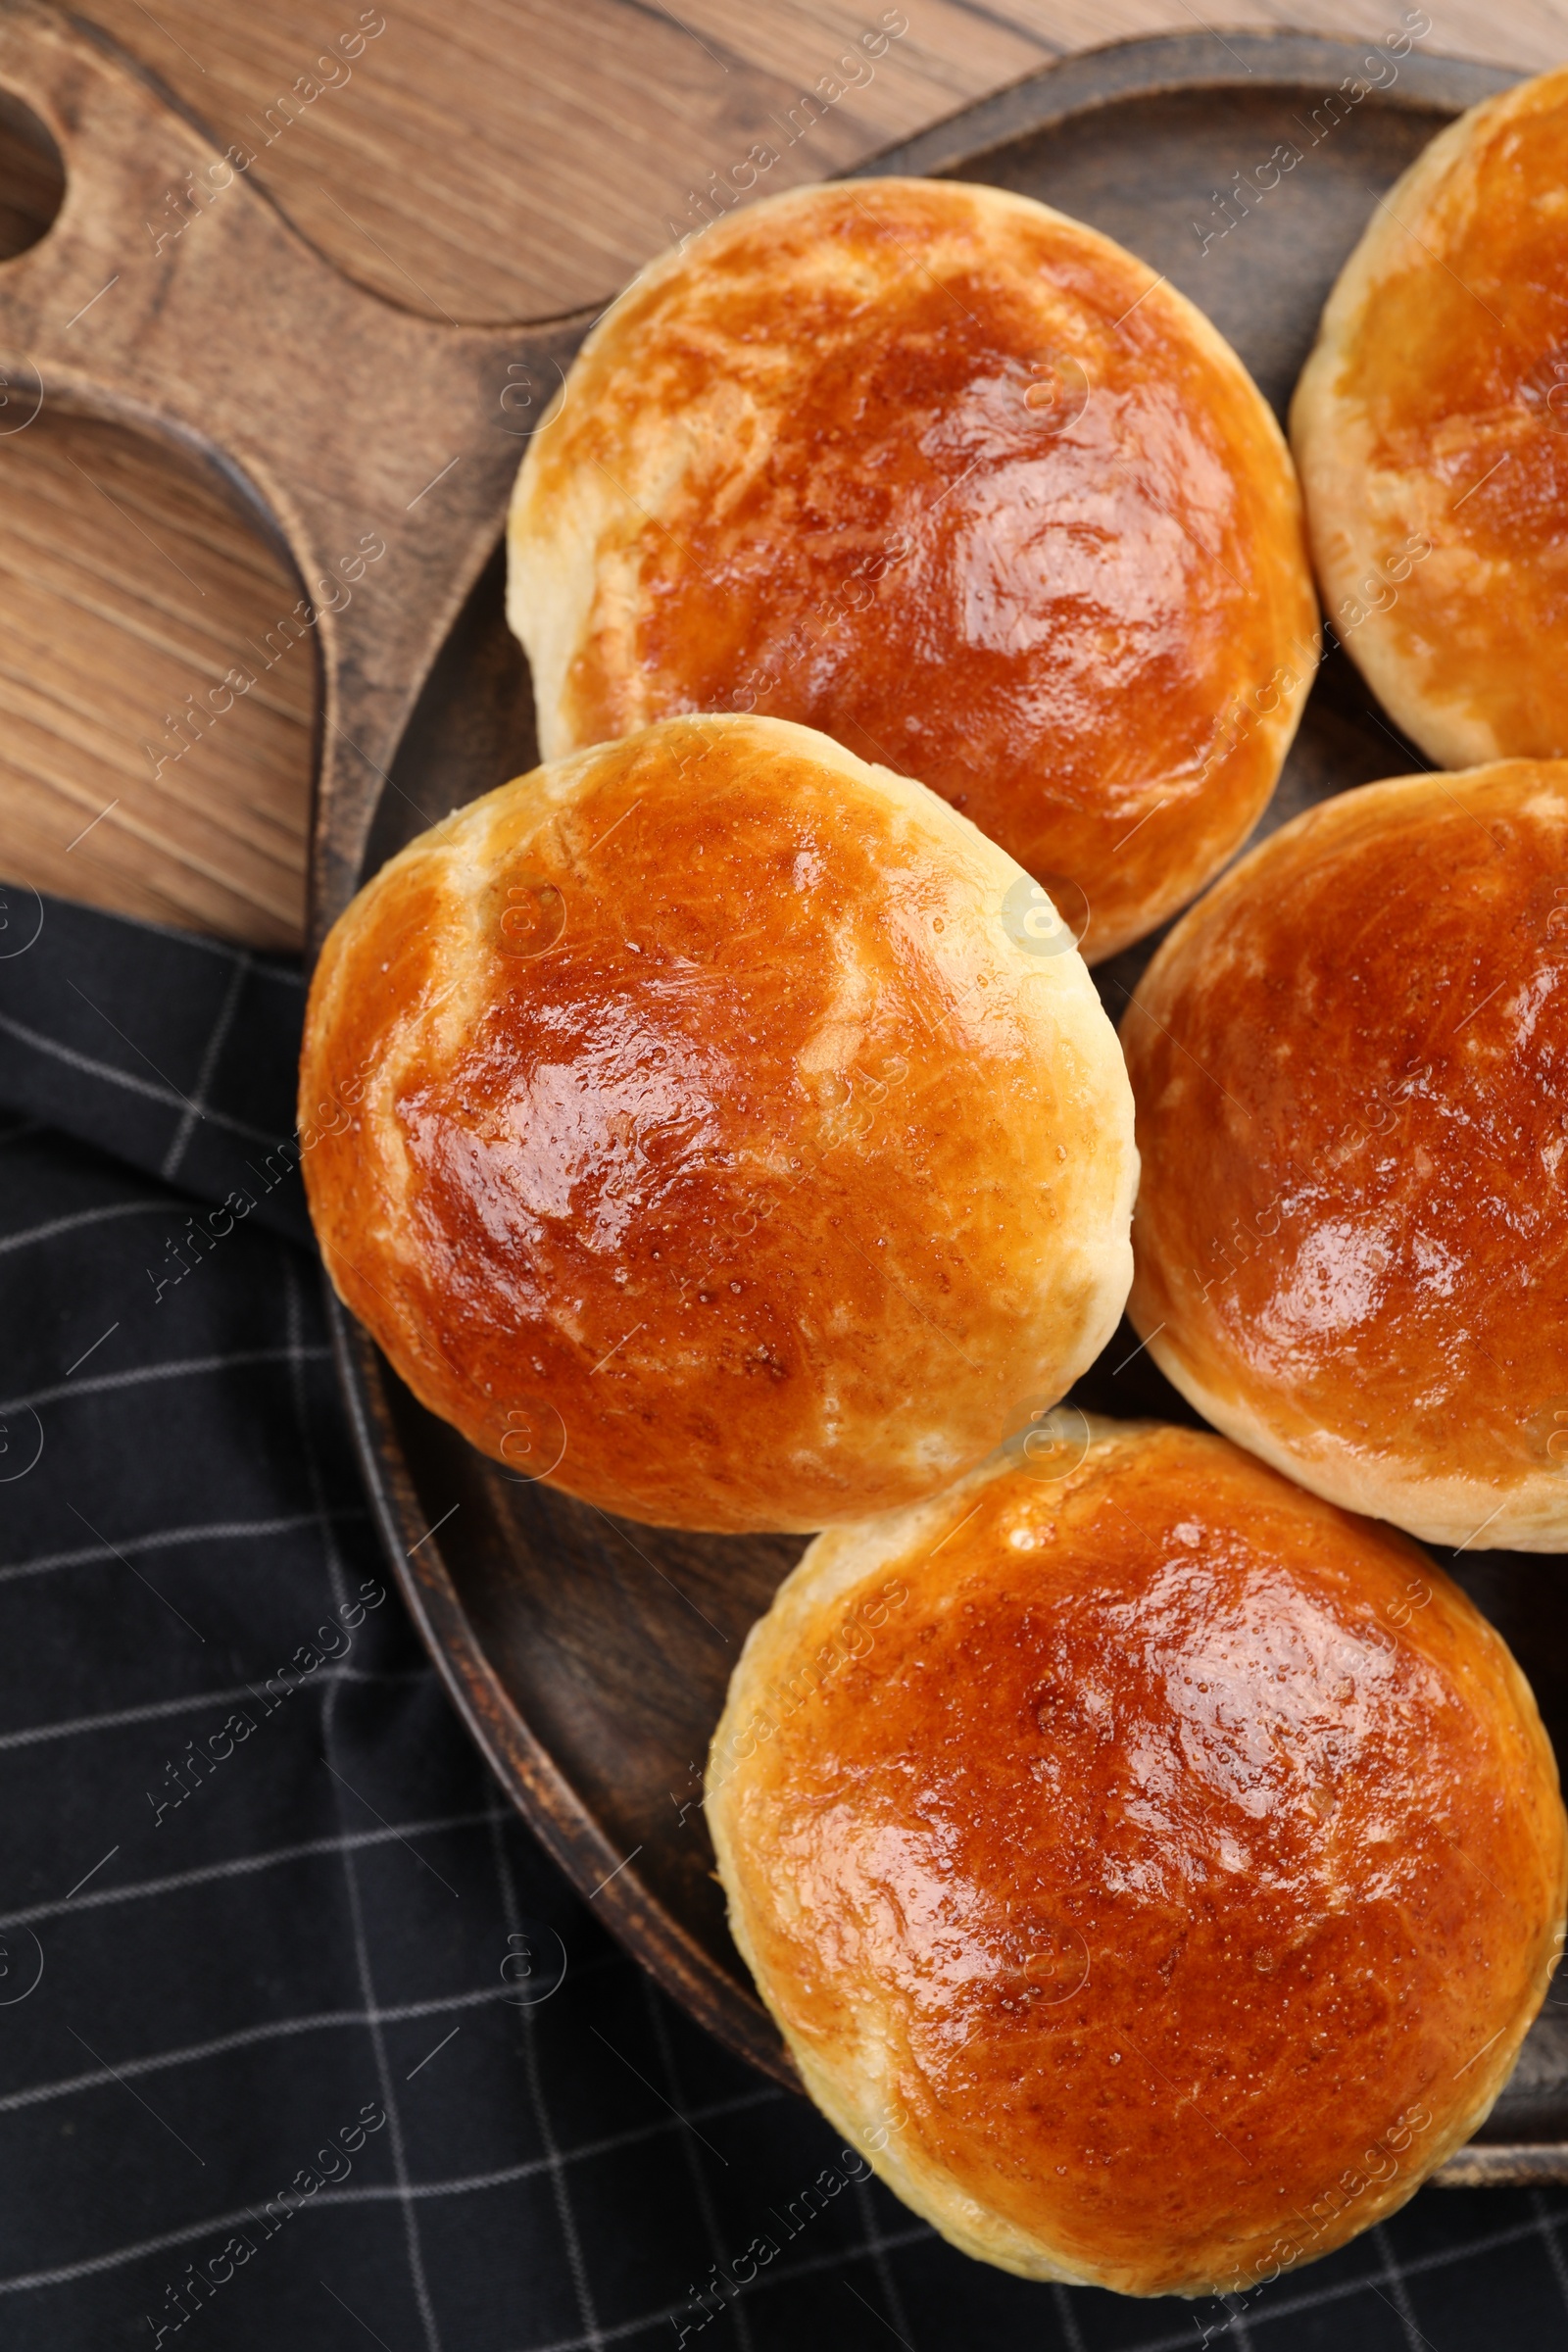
1,0,1563,946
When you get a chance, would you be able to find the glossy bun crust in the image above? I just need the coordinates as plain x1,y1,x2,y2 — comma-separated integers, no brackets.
510,177,1318,962
708,1421,1567,2296
1292,68,1568,767
1125,761,1568,1549
299,714,1136,1534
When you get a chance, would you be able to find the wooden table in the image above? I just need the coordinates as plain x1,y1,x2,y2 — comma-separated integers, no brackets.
1,0,1561,949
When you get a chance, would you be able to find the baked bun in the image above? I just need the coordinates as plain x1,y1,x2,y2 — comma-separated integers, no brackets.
509,177,1318,963
1292,67,1568,767
300,713,1136,1534
1124,760,1568,1549
708,1418,1567,2296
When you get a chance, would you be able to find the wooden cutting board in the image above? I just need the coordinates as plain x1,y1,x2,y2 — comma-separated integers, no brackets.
0,0,1560,949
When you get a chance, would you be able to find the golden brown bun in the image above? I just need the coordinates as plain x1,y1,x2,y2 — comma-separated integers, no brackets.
299,713,1136,1534
1124,760,1568,1549
1292,68,1568,767
708,1419,1567,2296
509,176,1318,963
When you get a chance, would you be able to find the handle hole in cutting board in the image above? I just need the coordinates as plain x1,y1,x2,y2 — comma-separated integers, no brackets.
0,91,64,264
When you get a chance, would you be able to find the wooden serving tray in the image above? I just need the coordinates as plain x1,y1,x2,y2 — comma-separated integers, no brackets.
4,9,1563,2183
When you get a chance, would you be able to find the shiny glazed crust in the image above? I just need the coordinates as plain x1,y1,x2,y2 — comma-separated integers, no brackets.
1124,761,1568,1549
299,713,1136,1533
707,1420,1568,2295
509,176,1318,962
1291,68,1568,767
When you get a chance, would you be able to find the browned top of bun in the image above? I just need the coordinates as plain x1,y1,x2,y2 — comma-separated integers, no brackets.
709,1423,1566,2294
299,715,1135,1534
1124,761,1568,1547
511,178,1316,961
1291,68,1568,766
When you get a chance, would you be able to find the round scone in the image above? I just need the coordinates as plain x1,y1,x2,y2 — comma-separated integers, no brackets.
708,1419,1567,2296
299,712,1136,1534
509,176,1318,963
1123,760,1568,1549
1292,67,1568,767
